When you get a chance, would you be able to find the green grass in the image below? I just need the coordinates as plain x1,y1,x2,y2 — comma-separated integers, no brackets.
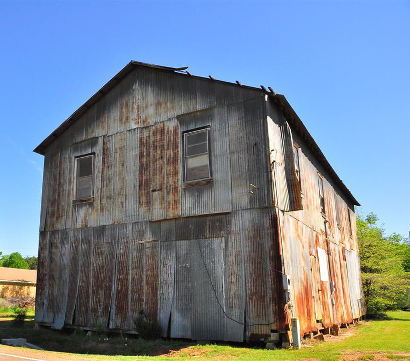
0,306,35,319
0,311,409,360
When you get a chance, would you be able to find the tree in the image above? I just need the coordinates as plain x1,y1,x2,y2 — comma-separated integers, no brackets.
24,256,38,270
357,214,409,316
1,252,29,269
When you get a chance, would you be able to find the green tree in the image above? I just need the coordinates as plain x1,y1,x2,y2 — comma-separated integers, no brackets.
1,252,29,269
24,256,38,270
357,214,409,316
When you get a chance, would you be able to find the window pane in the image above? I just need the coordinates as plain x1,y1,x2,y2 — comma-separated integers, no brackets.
78,156,93,177
77,175,93,199
186,142,208,156
186,154,210,181
186,130,207,146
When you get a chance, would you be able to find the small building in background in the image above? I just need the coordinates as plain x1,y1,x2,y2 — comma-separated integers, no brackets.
0,267,37,299
33,61,364,346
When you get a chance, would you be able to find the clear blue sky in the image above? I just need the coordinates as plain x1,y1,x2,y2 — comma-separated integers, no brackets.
0,1,409,257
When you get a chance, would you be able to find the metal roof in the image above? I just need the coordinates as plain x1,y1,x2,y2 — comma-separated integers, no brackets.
33,60,360,206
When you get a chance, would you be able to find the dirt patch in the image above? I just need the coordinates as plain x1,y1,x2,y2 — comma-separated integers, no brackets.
303,322,365,347
164,346,237,358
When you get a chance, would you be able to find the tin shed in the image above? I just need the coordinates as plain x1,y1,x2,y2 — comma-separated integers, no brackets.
34,61,364,345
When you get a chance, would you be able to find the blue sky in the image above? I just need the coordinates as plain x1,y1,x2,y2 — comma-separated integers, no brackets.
0,0,409,256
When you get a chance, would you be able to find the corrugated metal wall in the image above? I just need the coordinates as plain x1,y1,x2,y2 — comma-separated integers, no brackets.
266,98,364,336
35,67,363,342
35,209,283,342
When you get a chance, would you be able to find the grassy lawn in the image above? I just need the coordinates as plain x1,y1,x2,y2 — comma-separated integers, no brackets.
0,311,409,360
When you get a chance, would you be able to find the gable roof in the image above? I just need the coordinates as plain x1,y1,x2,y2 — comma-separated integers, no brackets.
33,61,360,206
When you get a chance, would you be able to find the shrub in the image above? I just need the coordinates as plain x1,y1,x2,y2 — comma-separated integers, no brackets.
11,305,27,326
134,311,162,339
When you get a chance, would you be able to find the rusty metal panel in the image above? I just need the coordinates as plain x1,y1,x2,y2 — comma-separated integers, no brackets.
113,225,130,328
65,228,81,325
346,249,362,319
100,135,114,225
138,126,152,219
158,240,176,337
144,241,159,320
35,231,49,323
113,133,126,224
51,229,70,329
170,240,192,339
125,128,139,222
129,238,145,323
90,226,115,328
223,212,245,342
165,119,181,219
151,122,166,220
179,106,232,217
74,228,93,326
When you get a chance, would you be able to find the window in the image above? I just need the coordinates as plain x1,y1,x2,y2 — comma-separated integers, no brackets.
184,128,211,182
318,174,325,213
293,144,300,183
75,154,94,200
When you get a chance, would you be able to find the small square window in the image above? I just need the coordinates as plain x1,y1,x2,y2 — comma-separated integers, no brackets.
184,128,211,182
75,154,94,200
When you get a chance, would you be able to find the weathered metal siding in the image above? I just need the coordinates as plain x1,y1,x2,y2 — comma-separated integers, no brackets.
36,65,361,343
35,209,284,342
266,98,363,336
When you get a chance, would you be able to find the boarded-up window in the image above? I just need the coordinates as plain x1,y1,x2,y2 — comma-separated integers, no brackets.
184,128,211,182
318,174,325,213
75,154,94,200
280,121,303,211
317,247,329,282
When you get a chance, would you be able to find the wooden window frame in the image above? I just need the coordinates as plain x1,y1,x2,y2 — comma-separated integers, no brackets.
73,153,95,203
183,127,212,185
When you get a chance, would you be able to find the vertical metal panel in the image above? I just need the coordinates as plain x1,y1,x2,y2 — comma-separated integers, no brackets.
90,226,115,328
51,229,70,329
158,240,176,337
165,119,181,219
100,135,114,225
223,212,245,342
75,228,93,326
138,126,152,219
144,241,159,320
191,238,225,341
65,228,81,325
113,225,130,328
35,232,49,322
151,122,166,220
125,128,139,222
170,240,192,339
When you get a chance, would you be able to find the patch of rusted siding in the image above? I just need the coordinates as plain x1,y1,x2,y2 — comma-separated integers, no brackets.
35,232,49,323
75,228,92,326
100,135,114,225
114,229,130,328
138,127,152,216
165,120,180,218
152,122,166,220
113,132,126,224
144,241,159,320
65,229,81,325
90,226,115,327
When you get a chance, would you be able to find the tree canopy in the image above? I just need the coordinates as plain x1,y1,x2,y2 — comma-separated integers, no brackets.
0,252,37,270
357,213,410,316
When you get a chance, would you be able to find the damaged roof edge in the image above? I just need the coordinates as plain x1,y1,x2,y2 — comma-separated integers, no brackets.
272,94,360,206
33,60,360,206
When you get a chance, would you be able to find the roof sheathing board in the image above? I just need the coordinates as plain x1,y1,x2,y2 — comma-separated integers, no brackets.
33,61,359,206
